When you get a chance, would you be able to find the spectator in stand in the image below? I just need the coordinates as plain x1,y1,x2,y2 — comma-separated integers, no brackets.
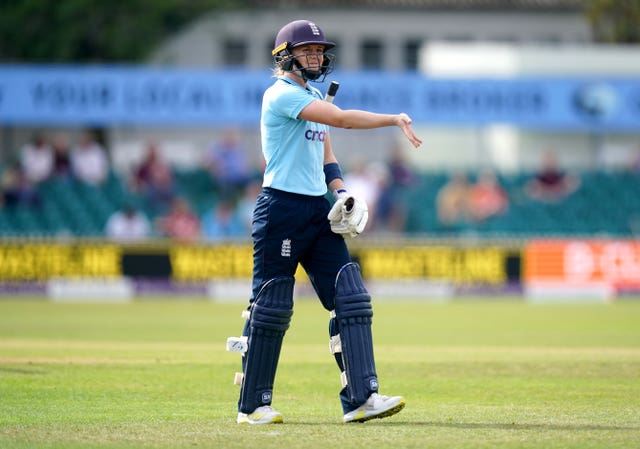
70,130,109,186
51,132,72,180
201,197,247,241
376,143,417,233
1,165,42,208
105,203,151,242
387,142,417,187
343,159,387,232
133,141,164,190
629,145,640,173
436,172,471,226
205,128,254,197
467,169,509,222
20,132,53,185
132,141,175,215
525,151,580,203
155,197,200,242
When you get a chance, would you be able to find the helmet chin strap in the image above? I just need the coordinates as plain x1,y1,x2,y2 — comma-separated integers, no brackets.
293,59,323,82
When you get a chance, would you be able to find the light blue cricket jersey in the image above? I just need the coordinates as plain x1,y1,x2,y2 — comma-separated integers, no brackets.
261,76,329,196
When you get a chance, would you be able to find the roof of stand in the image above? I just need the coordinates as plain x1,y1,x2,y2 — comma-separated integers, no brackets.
249,0,585,11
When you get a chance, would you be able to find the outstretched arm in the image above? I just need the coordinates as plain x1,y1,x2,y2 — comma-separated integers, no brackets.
300,100,423,148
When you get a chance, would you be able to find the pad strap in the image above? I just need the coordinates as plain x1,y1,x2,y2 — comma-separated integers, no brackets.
329,312,345,378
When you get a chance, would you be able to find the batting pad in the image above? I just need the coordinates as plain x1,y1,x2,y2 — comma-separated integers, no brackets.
334,263,379,406
238,276,294,414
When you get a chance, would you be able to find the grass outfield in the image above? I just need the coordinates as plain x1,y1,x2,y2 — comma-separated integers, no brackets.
0,297,639,449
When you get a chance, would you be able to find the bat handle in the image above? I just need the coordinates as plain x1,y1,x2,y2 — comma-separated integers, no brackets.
324,81,340,103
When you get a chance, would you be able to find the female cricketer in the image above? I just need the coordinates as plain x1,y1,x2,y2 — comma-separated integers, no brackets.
234,19,422,424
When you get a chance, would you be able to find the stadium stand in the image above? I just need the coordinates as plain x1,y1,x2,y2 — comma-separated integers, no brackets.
404,170,640,239
1,167,638,239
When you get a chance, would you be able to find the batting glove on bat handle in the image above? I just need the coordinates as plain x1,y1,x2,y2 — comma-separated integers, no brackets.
328,191,369,238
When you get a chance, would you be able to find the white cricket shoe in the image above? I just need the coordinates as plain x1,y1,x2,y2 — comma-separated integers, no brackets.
343,393,405,423
237,405,283,424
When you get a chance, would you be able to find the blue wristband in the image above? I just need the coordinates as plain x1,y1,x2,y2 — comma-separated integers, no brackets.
323,162,343,186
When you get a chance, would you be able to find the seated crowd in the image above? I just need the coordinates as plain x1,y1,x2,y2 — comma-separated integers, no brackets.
2,131,639,239
0,129,261,242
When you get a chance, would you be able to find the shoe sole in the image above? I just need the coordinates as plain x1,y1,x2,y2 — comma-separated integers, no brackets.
346,399,406,423
237,416,283,424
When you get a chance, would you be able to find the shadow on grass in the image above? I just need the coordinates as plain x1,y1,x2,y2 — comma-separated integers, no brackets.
406,421,638,431
290,421,639,431
0,366,47,375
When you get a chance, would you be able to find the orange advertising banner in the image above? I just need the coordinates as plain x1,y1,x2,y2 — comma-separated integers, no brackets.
525,240,640,287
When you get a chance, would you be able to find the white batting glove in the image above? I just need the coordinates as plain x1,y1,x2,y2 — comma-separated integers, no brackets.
328,190,369,238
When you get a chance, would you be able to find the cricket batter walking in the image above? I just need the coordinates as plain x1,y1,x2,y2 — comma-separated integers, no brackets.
234,19,422,424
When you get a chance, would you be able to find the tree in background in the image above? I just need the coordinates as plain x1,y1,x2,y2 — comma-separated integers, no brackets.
586,0,640,43
0,0,246,62
3,1,639,62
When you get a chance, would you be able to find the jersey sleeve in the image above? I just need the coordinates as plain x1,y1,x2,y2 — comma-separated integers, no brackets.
271,84,318,119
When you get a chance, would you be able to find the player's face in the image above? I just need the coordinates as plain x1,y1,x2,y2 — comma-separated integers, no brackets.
292,44,325,70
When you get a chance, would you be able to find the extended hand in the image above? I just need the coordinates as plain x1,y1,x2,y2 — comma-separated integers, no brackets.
397,113,422,148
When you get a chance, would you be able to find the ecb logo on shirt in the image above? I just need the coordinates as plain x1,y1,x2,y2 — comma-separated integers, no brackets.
305,129,326,142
